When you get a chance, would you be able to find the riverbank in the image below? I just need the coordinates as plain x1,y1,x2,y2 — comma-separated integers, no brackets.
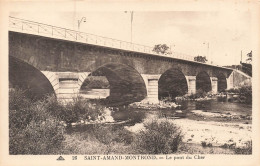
125,112,252,153
174,119,251,148
65,98,252,153
62,111,252,155
9,88,252,155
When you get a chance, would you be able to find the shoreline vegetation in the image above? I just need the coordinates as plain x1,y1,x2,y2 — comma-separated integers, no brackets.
9,86,252,155
174,86,252,104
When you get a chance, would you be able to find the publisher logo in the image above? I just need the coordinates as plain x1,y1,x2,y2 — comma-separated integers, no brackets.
57,156,65,161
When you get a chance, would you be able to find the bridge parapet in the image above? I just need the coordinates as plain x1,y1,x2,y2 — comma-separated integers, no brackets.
9,16,194,62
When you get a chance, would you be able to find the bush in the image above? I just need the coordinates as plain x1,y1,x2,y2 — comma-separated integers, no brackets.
68,98,105,122
133,119,183,154
160,96,174,102
189,89,207,99
225,86,252,104
114,128,134,145
201,141,213,147
91,124,116,145
10,118,65,154
239,86,252,104
81,76,109,89
9,88,31,111
43,96,106,124
226,88,240,94
234,140,252,155
9,88,65,154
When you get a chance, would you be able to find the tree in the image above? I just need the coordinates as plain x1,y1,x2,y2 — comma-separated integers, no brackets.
152,44,171,55
246,51,252,63
194,55,208,63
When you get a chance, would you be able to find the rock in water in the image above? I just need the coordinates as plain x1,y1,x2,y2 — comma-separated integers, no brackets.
103,108,114,122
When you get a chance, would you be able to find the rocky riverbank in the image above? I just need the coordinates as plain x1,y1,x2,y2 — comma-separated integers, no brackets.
125,112,252,149
129,101,180,109
191,110,252,120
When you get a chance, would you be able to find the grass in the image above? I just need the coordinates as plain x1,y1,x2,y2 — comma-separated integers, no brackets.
60,129,135,155
177,143,235,154
61,123,136,154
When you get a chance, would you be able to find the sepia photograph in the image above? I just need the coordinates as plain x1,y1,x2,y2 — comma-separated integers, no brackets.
1,0,260,166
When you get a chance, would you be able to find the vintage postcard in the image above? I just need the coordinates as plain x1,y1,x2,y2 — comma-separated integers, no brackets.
0,0,260,166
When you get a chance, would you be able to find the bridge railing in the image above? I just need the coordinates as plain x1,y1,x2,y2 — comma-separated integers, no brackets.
9,16,195,61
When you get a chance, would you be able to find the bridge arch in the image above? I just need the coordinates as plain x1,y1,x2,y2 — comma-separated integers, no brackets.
217,73,227,92
158,68,188,100
9,56,55,100
196,71,212,93
79,62,147,106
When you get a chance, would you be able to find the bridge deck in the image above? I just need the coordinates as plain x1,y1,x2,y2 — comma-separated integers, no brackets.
9,17,194,58
9,16,232,71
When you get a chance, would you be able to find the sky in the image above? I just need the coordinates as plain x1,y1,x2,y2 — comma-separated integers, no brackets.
10,10,253,66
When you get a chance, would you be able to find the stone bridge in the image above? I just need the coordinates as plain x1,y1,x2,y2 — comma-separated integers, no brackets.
9,17,249,105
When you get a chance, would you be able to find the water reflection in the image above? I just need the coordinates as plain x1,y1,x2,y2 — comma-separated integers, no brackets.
176,98,251,115
67,97,252,133
109,98,252,125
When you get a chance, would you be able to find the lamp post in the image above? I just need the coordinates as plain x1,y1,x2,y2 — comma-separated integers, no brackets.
78,17,86,31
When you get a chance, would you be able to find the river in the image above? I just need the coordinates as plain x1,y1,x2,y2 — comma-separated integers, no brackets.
108,98,251,124
66,97,252,150
68,97,252,133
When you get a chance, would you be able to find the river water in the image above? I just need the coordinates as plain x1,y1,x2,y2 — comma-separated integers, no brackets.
177,98,252,116
67,97,252,134
111,98,252,125
79,89,252,121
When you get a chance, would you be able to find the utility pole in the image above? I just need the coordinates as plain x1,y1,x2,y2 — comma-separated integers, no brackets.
240,50,242,63
203,42,210,63
130,11,133,43
207,42,210,64
125,11,134,43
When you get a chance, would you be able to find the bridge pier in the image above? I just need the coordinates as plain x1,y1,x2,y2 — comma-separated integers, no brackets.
186,76,196,95
210,77,218,94
141,74,160,104
41,71,59,95
226,72,234,90
56,72,81,102
42,71,91,102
